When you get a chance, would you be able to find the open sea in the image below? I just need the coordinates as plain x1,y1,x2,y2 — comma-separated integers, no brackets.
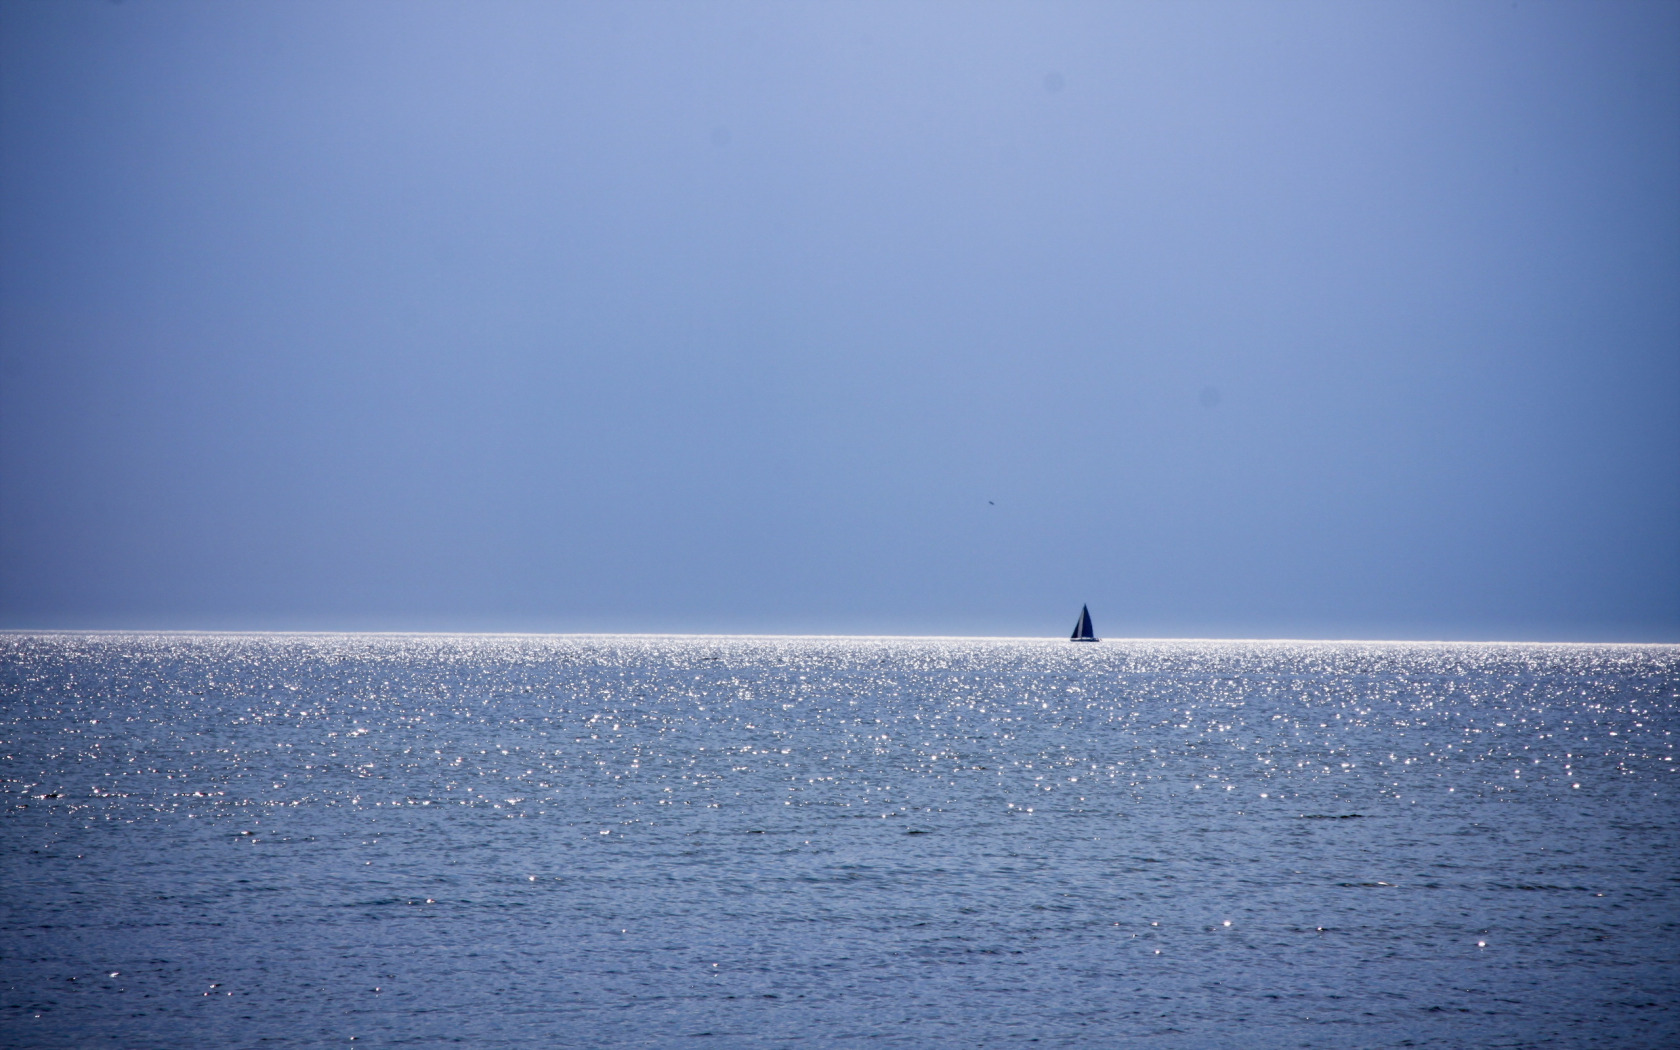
1,633,1676,1049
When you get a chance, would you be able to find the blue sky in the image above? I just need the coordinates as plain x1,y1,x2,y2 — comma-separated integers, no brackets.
2,1,1676,640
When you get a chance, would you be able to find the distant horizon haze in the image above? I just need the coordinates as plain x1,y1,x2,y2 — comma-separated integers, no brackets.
2,1,1676,642
0,626,1672,648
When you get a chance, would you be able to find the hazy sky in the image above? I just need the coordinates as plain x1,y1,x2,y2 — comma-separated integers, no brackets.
2,1,1676,640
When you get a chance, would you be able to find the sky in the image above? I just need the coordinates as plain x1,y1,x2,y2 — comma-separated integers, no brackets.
1,0,1676,640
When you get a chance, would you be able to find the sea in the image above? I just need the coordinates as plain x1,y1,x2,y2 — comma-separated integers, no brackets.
1,633,1676,1049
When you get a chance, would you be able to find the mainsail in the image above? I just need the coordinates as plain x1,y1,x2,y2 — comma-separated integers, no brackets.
1071,604,1098,642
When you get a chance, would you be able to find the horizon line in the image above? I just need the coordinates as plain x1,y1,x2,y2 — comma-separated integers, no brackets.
0,628,1674,647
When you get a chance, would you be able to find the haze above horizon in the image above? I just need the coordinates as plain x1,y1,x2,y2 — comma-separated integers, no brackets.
2,1,1676,642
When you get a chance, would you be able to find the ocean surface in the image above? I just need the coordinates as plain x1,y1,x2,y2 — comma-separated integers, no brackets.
1,634,1676,1049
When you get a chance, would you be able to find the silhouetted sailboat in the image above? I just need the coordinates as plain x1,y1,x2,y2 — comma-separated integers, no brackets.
1070,604,1099,642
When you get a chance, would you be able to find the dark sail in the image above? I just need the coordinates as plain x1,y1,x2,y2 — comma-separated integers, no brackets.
1071,604,1098,641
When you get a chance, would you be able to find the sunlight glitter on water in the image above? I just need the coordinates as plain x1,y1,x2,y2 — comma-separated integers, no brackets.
0,634,1676,1048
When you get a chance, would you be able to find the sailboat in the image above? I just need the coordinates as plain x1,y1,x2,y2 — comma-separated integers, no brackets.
1070,604,1099,642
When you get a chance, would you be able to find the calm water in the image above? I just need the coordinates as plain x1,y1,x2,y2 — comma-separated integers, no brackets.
1,634,1676,1048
